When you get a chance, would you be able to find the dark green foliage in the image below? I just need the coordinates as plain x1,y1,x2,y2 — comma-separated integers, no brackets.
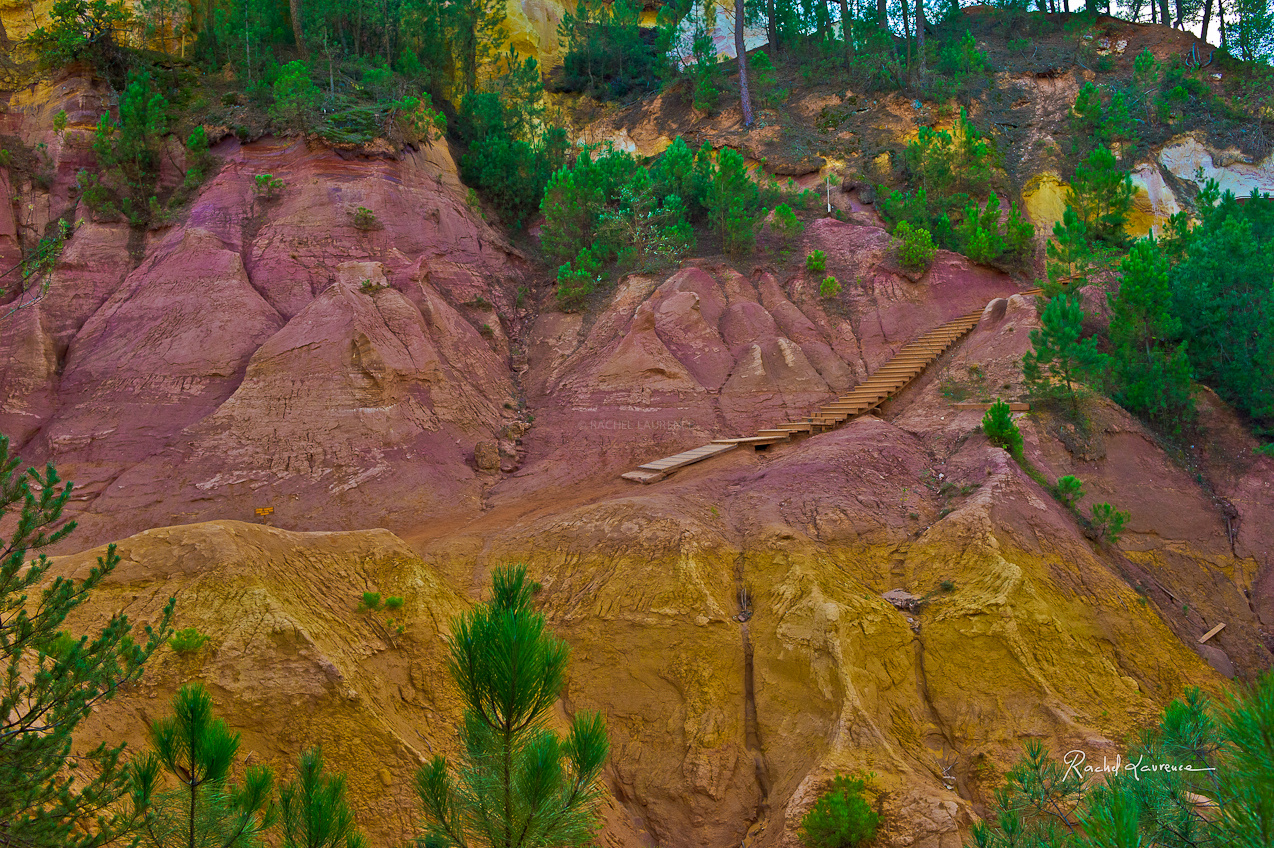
459,53,566,230
1167,189,1274,432
133,684,277,848
253,174,286,198
557,0,674,99
905,111,996,202
957,193,1034,267
1087,502,1129,543
0,434,174,848
819,275,842,298
413,564,609,848
1024,293,1107,416
799,774,879,848
271,61,321,131
544,144,694,310
1108,239,1195,434
541,146,639,264
25,0,133,83
1067,146,1135,245
981,399,1024,457
181,126,214,195
771,203,804,249
686,8,722,112
351,207,381,230
806,249,827,273
936,31,991,88
704,147,761,255
169,627,210,653
1043,206,1096,296
278,747,366,848
885,113,1031,268
1054,475,1084,509
84,71,169,227
1070,82,1136,155
748,51,786,108
895,221,937,271
969,675,1274,848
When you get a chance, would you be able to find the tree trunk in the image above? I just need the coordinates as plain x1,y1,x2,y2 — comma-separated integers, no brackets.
900,0,910,72
877,0,887,29
736,0,754,127
767,0,778,55
1201,0,1213,44
839,0,852,61
1173,0,1182,26
290,0,306,55
915,0,925,75
206,0,217,63
1159,0,1170,26
1218,0,1226,47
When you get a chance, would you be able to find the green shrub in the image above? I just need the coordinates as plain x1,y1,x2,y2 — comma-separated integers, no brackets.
819,275,841,298
384,596,404,610
26,0,134,82
806,249,827,273
705,147,761,255
772,203,804,249
895,221,937,270
271,61,321,132
981,399,1023,457
169,627,210,654
253,174,285,198
1054,475,1084,509
352,206,381,230
359,591,383,611
800,774,879,848
1089,502,1129,543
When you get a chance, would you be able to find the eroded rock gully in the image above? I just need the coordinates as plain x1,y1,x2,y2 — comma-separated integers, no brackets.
2,73,1273,848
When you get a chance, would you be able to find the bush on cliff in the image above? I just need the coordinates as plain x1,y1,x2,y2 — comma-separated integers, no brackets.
800,774,879,848
968,672,1274,848
414,564,609,847
0,433,174,848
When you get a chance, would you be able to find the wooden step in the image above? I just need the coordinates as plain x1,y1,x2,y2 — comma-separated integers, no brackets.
710,434,790,446
623,295,1015,482
636,442,738,473
621,469,666,484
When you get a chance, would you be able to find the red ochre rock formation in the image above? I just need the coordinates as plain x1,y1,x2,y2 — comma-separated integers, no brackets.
3,81,1273,848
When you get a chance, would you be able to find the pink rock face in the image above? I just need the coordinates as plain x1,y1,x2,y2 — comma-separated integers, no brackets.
510,219,1032,493
1,132,528,542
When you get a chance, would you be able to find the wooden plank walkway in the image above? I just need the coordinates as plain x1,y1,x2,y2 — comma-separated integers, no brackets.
622,291,1038,484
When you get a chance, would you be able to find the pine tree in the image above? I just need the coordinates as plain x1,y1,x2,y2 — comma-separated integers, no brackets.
1108,239,1194,434
705,147,760,255
1044,206,1095,296
132,683,277,848
1023,293,1108,417
414,564,609,848
1067,146,1135,245
0,433,174,848
278,748,366,848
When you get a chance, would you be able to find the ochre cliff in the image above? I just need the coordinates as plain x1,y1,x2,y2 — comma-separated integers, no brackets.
4,62,1273,848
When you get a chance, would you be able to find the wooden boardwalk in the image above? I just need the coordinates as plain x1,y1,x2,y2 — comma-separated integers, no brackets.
622,296,1029,484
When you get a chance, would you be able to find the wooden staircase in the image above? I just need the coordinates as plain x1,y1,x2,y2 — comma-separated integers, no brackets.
621,298,1012,484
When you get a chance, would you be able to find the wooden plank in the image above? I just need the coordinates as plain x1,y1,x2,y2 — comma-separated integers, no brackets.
710,435,789,445
1199,623,1226,643
621,470,665,483
636,442,738,473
